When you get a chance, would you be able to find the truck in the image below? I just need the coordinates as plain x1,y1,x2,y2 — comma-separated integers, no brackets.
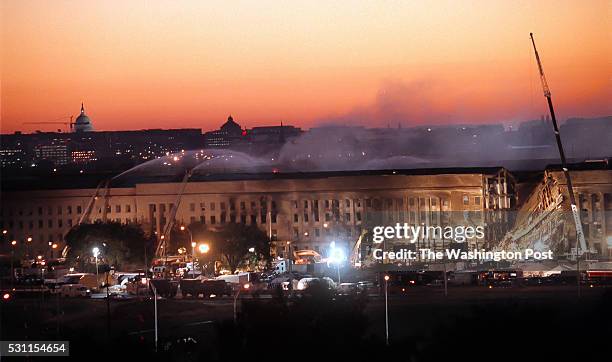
180,279,232,298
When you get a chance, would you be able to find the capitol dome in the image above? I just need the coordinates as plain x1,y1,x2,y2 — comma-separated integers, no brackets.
73,103,94,132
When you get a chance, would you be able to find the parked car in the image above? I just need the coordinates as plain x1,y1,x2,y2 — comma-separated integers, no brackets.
337,282,359,295
60,284,91,298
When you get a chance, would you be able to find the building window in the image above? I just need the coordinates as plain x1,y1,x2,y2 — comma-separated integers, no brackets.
345,199,350,207
77,206,82,214
211,202,216,211
304,213,309,222
293,200,298,208
345,213,351,222
240,202,246,210
67,206,72,214
304,200,309,208
294,214,299,223
190,203,195,212
250,215,257,224
126,205,131,213
474,196,481,206
116,205,121,213
210,215,216,224
462,195,469,205
356,212,362,221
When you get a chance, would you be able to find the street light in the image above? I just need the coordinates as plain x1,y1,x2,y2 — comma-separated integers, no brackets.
328,241,345,284
10,241,17,286
198,243,209,276
92,247,100,286
384,274,390,346
234,283,250,323
181,225,196,278
191,241,197,278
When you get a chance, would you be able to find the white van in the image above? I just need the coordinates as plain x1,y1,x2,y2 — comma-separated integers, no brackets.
60,284,91,298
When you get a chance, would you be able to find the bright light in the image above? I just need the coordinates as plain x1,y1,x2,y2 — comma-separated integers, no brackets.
11,240,17,246
27,237,32,242
243,283,250,290
52,243,58,249
384,275,390,281
198,244,210,254
2,230,7,234
180,226,185,231
2,293,9,300
37,255,42,260
92,247,100,257
248,247,255,253
191,241,197,248
141,278,148,285
323,223,328,228
328,242,345,265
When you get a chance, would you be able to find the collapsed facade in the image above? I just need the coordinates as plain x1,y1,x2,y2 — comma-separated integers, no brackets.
501,162,612,259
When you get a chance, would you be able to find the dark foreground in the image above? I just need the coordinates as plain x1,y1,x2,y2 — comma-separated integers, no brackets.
1,286,610,362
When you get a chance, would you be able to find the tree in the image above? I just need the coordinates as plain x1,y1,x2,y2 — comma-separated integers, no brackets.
216,223,271,273
64,221,153,270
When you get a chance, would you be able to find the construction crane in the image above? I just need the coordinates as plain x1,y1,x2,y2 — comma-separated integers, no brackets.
155,169,194,258
529,33,587,257
23,116,74,132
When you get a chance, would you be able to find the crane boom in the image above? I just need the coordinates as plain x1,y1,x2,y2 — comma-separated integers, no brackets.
155,169,193,257
529,33,587,254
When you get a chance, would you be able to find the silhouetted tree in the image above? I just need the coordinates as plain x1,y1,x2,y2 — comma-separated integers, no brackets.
64,221,152,270
216,223,270,273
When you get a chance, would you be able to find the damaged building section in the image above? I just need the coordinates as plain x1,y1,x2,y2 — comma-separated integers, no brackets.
501,160,612,260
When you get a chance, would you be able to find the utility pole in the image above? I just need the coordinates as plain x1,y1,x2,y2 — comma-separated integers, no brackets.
530,33,587,296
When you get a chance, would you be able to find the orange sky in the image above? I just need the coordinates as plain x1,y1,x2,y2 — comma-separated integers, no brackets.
1,0,610,133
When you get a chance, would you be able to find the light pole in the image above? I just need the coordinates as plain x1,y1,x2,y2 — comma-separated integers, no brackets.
191,241,196,278
26,236,32,260
234,283,250,323
384,274,390,346
10,240,17,287
93,247,100,287
198,243,209,276
329,241,344,284
180,225,196,277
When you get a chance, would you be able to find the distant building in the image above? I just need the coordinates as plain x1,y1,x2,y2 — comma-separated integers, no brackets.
248,123,302,144
204,115,244,148
73,103,94,132
33,139,70,166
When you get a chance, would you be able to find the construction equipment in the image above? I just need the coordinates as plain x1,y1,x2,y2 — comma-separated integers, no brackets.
155,169,194,258
77,179,112,225
529,33,587,254
23,116,74,132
